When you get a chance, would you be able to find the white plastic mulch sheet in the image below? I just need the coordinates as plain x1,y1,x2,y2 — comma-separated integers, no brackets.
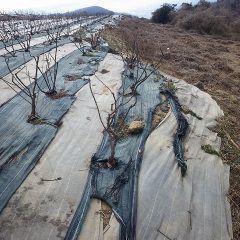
136,78,232,240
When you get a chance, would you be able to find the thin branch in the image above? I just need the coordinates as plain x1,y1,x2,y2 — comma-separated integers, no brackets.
88,80,107,132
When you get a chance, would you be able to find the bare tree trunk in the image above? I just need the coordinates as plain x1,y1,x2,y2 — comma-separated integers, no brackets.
108,132,117,167
30,93,36,118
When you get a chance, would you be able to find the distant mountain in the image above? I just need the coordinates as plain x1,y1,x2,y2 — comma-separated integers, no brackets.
66,6,115,16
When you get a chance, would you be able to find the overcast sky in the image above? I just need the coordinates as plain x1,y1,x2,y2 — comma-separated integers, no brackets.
1,0,198,18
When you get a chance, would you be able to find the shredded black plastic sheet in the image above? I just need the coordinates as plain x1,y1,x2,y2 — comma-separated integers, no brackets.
160,89,189,176
65,73,190,240
0,49,107,213
65,69,163,240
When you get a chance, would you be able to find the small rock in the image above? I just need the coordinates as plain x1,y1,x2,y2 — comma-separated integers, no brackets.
128,120,144,134
195,81,205,90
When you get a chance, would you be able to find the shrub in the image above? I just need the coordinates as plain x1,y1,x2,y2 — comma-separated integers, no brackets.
151,4,176,24
231,19,240,33
177,10,230,36
152,0,240,39
181,3,193,10
196,0,212,9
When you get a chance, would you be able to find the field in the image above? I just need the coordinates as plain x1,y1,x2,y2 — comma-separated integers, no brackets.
0,13,237,240
103,17,240,239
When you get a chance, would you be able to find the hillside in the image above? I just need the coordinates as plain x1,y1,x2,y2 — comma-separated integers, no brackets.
66,6,114,16
152,0,240,40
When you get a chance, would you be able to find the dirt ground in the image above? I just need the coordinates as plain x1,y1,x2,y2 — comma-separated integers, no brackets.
102,17,240,239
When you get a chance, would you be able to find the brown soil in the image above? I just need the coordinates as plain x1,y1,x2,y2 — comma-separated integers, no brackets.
102,17,240,239
64,74,82,81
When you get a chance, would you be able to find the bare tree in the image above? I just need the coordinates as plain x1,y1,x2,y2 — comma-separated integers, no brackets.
129,61,161,96
0,22,17,57
88,31,101,50
117,27,164,95
70,17,102,55
32,45,59,97
14,24,32,52
0,18,34,55
70,27,88,55
45,21,64,45
88,74,137,168
35,19,44,34
62,21,71,37
1,57,40,122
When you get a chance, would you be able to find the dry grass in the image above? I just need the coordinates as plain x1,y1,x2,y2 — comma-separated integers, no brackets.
128,120,144,134
47,90,68,99
182,106,203,120
201,144,220,156
76,58,85,65
168,1,240,40
102,17,240,239
114,117,130,140
101,201,112,230
152,98,170,130
172,7,240,39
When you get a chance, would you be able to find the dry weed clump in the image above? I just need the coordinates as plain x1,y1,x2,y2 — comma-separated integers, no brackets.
100,201,112,230
46,89,68,99
114,117,129,139
128,120,144,134
102,17,240,239
152,100,170,129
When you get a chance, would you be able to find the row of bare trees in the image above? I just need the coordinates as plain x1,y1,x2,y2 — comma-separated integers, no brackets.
89,27,163,167
71,28,101,55
0,17,83,56
0,15,103,58
0,20,64,122
0,17,72,122
0,16,106,123
0,15,97,40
